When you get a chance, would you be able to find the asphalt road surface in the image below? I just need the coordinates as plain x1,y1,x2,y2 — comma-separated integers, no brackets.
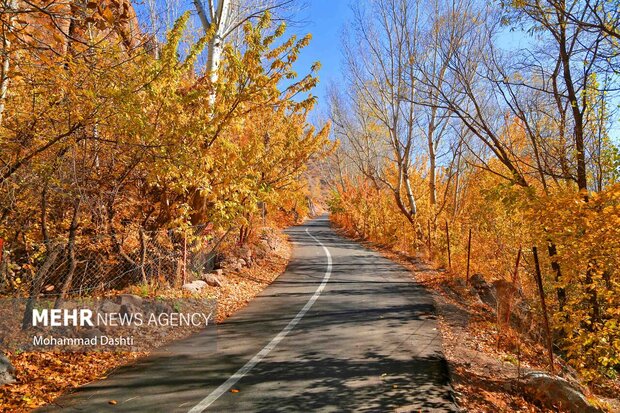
38,216,457,412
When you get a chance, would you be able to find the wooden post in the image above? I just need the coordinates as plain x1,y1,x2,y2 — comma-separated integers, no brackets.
532,246,554,374
466,228,472,284
139,228,147,284
427,219,432,260
182,234,188,285
445,221,451,270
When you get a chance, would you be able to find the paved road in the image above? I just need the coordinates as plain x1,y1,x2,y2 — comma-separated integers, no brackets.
38,216,456,412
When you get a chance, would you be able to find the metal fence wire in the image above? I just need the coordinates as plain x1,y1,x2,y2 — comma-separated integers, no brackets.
0,225,227,298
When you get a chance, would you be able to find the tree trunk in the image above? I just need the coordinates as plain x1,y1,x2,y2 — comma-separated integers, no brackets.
548,242,566,311
403,168,418,218
55,197,81,308
0,0,17,126
557,3,587,191
427,112,437,208
453,148,462,217
22,243,63,329
532,246,555,374
194,0,231,85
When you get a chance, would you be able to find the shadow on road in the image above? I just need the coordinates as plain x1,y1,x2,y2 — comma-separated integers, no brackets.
37,215,457,413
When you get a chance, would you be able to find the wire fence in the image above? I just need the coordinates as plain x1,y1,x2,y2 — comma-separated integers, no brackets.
0,224,229,298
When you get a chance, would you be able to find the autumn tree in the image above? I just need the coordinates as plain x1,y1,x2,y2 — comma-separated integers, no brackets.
329,0,620,381
333,0,422,228
501,0,620,192
0,5,329,301
191,0,303,83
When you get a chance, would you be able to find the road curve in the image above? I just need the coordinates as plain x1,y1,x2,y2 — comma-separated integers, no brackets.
38,216,457,412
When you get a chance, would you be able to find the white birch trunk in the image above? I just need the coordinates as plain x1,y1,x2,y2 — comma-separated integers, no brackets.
147,0,160,59
193,0,231,106
0,0,17,126
194,0,230,83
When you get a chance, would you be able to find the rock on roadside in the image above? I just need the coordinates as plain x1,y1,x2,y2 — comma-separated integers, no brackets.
469,273,497,309
115,294,143,307
99,301,122,314
0,352,16,385
202,272,223,287
521,372,603,413
182,280,208,293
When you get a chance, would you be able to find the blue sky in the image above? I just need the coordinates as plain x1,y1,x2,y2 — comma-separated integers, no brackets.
134,0,351,112
286,2,532,112
136,1,617,143
286,3,618,143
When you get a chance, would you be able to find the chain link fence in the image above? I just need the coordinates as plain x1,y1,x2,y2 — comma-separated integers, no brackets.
0,224,229,299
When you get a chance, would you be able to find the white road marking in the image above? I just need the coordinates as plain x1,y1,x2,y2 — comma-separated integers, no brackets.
188,227,332,413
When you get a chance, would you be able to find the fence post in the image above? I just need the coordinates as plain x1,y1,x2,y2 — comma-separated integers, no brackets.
139,228,147,284
445,221,451,270
182,234,188,285
466,228,472,284
427,219,432,260
532,246,554,374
